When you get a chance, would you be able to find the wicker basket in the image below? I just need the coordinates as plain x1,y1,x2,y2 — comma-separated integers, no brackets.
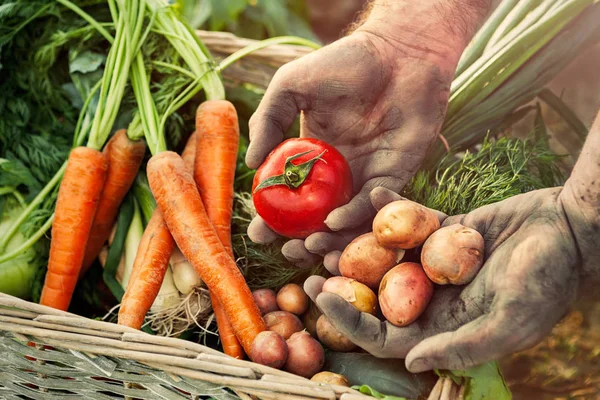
0,32,465,400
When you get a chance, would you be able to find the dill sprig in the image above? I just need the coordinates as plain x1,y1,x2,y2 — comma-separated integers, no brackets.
404,135,564,215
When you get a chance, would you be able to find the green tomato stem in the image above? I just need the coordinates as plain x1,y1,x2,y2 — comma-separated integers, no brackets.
218,36,321,72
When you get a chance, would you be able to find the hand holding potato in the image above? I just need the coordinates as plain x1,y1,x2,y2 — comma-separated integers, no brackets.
312,186,593,373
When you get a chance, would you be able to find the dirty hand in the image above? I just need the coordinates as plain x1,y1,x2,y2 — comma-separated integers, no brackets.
245,1,480,268
308,183,599,372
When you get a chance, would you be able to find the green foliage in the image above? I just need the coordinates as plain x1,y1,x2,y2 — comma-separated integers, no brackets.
177,0,319,42
439,362,512,400
404,136,564,216
352,386,407,400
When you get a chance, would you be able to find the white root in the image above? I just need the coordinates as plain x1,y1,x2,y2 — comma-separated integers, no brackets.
150,266,182,313
170,247,203,294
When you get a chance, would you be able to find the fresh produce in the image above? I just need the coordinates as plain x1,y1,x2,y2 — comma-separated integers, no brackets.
148,151,266,355
249,331,289,369
39,148,108,310
421,224,485,285
119,210,175,329
263,311,304,340
284,331,325,378
339,233,404,289
252,138,353,239
170,248,201,295
193,100,244,359
372,200,440,249
276,283,309,315
310,371,350,387
252,289,279,315
303,302,322,338
316,315,356,352
322,276,377,315
379,263,434,327
81,130,146,274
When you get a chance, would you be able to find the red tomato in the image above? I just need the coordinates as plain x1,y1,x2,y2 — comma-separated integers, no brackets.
252,138,353,239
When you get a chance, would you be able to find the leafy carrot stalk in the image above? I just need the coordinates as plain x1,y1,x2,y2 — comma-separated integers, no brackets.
81,129,146,275
118,209,175,329
194,100,244,359
147,152,266,355
40,147,108,311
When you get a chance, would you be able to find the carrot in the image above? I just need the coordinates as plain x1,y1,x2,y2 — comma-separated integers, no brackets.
81,130,146,275
118,132,193,329
118,209,175,329
147,151,266,355
40,147,109,311
194,100,244,359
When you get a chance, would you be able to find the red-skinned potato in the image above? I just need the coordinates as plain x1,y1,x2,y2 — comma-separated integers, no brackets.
339,232,404,289
276,283,309,315
372,200,440,249
284,331,325,378
379,262,433,327
252,289,279,315
316,315,356,352
421,224,485,285
322,276,377,314
250,331,288,369
311,371,350,386
264,311,304,340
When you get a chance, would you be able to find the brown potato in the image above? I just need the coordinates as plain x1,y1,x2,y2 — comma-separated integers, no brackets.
276,283,309,315
339,232,404,289
372,200,440,249
322,276,377,314
310,371,350,387
379,262,433,327
249,331,288,369
316,315,356,352
303,302,322,337
421,224,484,285
264,311,304,340
284,331,325,378
252,289,279,315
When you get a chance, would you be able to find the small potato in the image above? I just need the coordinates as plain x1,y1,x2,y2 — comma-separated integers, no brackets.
277,283,309,315
339,232,404,289
311,371,350,387
249,331,288,369
379,263,433,327
421,224,484,285
373,200,440,249
316,315,356,352
303,302,322,337
252,289,279,315
284,331,325,378
264,311,304,340
322,276,377,314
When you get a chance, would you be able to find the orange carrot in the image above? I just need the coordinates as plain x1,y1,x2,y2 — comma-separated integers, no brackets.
81,130,146,275
118,209,175,329
40,147,109,311
194,100,244,359
118,132,194,329
147,151,266,355
181,131,197,169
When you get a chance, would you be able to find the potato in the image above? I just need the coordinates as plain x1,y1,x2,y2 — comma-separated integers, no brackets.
316,315,356,352
249,331,288,369
264,311,304,340
252,289,279,315
379,263,433,327
310,371,350,387
421,224,484,285
276,283,309,315
373,200,440,249
284,331,325,378
322,276,377,314
303,302,322,337
339,232,404,289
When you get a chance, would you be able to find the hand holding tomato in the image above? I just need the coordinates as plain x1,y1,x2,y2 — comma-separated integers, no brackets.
252,138,353,239
246,29,455,268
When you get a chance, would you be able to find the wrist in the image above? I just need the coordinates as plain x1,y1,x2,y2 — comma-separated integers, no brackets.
356,0,492,73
